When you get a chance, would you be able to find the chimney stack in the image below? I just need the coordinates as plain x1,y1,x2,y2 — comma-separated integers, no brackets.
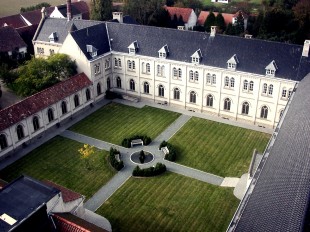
177,26,185,30
112,12,123,23
302,40,310,57
67,0,72,21
210,26,217,37
245,34,252,39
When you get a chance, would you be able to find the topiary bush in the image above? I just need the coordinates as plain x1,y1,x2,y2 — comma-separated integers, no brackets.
121,135,152,148
132,163,166,177
109,147,124,171
159,140,178,162
139,150,145,163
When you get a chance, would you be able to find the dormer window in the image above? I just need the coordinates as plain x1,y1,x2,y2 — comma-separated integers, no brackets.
48,32,58,42
158,45,169,59
86,45,98,58
265,60,277,77
227,54,238,70
128,41,138,55
191,49,202,64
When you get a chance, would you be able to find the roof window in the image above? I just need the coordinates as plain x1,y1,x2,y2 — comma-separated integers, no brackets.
191,49,202,64
86,45,98,58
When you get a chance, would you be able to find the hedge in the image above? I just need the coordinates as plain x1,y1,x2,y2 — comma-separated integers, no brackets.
121,135,152,148
109,147,124,171
159,140,177,162
132,163,167,177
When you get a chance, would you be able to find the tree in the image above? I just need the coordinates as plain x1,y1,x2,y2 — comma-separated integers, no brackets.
166,0,175,6
20,2,50,13
90,0,112,21
14,54,77,96
204,12,215,32
148,8,171,27
78,144,95,169
215,13,226,33
0,64,18,85
234,11,245,35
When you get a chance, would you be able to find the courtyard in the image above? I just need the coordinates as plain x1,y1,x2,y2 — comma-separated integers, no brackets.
0,101,271,231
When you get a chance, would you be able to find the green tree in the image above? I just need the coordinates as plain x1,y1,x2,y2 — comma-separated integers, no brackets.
20,2,50,13
0,64,18,85
148,8,170,27
234,11,245,35
215,13,226,33
204,12,216,32
90,0,112,21
78,144,95,169
14,54,76,96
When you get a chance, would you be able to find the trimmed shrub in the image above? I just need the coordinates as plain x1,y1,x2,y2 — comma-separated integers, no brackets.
132,163,167,177
159,140,168,150
159,141,177,162
139,150,145,163
105,90,123,99
121,135,152,148
109,147,124,171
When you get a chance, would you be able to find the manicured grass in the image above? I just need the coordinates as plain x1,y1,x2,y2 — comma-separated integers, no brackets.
97,172,239,232
69,103,180,145
0,136,116,199
169,117,270,177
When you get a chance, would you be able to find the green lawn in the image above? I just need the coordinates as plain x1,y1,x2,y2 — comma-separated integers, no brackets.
169,117,270,177
69,103,180,145
97,172,239,232
0,136,116,199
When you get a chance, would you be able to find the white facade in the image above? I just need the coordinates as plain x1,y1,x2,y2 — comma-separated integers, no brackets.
185,10,197,30
50,6,82,20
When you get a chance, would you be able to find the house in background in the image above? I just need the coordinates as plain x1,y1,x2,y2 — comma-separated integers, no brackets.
211,0,231,3
50,0,89,20
0,26,27,60
165,6,197,30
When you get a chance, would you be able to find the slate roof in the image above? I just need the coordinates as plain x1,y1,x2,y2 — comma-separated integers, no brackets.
0,175,60,231
57,4,83,18
35,18,100,43
70,23,110,60
165,6,193,22
197,11,234,26
229,73,310,231
0,73,91,132
0,26,27,52
106,22,310,81
44,180,83,203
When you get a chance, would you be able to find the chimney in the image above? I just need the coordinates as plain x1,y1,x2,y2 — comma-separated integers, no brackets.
41,7,46,19
210,26,217,37
245,34,252,39
67,0,72,21
177,26,185,30
113,12,123,23
302,40,310,57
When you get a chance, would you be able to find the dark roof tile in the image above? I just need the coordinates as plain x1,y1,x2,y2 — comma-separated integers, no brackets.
0,26,27,52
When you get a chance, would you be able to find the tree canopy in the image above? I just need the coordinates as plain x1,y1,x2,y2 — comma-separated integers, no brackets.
20,2,50,13
90,0,113,21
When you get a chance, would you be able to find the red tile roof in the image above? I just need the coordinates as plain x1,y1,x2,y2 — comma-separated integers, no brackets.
0,26,27,52
197,11,234,26
165,6,193,23
0,14,27,28
0,73,91,132
44,180,83,203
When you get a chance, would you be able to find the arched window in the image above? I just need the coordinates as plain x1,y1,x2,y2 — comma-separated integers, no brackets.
190,91,196,103
16,125,24,140
114,58,118,67
282,88,287,98
249,81,254,91
161,66,165,77
132,61,135,70
212,74,216,84
116,77,122,88
48,108,54,122
130,79,135,91
61,101,67,115
242,102,249,115
178,68,182,79
243,80,248,91
144,82,149,94
146,63,150,73
173,67,177,77
0,134,8,150
260,106,268,119
127,60,132,69
118,58,121,67
97,83,102,95
86,88,91,101
33,116,40,131
206,94,213,107
74,95,80,108
230,77,235,88
157,65,161,76
194,71,199,81
159,85,164,97
262,83,267,94
224,98,231,111
174,88,180,100
189,70,194,81
225,77,229,87
268,84,273,95
206,73,211,84
107,77,111,90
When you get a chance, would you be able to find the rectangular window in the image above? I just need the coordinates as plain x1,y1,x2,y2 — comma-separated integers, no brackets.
94,63,100,74
105,59,110,69
282,89,287,98
37,47,44,54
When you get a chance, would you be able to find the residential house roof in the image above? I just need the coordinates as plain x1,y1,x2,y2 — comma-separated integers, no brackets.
105,22,310,81
0,179,7,189
0,175,60,231
230,73,310,231
197,11,233,26
165,6,193,23
0,26,27,53
44,180,83,203
56,3,83,18
0,72,91,132
0,14,27,28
